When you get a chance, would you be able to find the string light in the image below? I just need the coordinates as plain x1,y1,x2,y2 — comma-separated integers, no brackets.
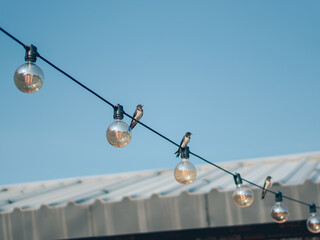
307,204,320,233
270,192,289,223
174,147,197,185
106,104,132,148
232,173,254,208
14,45,44,94
1,26,319,232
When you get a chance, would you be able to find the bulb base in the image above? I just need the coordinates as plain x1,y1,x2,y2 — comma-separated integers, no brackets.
181,147,190,159
310,204,317,213
233,173,243,185
25,45,38,62
113,104,124,120
275,192,283,202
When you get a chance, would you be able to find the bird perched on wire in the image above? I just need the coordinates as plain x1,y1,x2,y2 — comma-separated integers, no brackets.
175,132,192,157
261,176,272,199
129,104,144,131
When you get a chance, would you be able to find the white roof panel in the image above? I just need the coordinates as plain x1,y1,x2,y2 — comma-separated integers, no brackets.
1,151,320,212
1,151,320,240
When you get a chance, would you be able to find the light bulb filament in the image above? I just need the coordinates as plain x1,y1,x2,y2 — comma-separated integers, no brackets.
240,194,246,201
312,222,319,229
115,131,122,139
25,74,33,84
26,63,33,84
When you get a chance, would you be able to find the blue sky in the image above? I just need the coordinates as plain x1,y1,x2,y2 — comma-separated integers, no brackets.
0,1,319,185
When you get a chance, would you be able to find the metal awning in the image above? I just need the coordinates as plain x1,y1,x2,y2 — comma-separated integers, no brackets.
0,152,320,240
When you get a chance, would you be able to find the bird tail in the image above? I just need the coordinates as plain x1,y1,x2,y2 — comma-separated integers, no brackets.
130,121,137,131
261,192,266,199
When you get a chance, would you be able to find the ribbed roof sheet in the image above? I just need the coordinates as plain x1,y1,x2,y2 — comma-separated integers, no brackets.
1,152,320,240
1,151,319,212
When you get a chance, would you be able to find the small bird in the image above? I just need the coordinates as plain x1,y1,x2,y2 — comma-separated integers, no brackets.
175,132,192,157
129,104,143,131
261,176,272,199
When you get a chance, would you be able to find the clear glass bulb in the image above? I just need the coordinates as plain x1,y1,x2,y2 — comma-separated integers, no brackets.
106,119,132,148
270,202,289,223
14,61,44,93
232,184,254,207
174,158,197,185
307,213,320,233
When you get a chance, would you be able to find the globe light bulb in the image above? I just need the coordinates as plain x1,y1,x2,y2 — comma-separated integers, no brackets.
232,173,254,207
14,45,44,94
307,204,320,233
106,104,132,148
270,192,289,223
174,147,197,185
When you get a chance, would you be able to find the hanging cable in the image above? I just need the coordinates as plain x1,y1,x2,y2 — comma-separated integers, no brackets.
37,54,115,109
0,27,27,49
0,26,318,210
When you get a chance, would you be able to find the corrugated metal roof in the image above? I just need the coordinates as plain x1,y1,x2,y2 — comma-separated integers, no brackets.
0,151,320,212
1,151,320,240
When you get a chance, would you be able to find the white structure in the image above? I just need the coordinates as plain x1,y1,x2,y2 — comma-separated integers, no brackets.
1,152,320,240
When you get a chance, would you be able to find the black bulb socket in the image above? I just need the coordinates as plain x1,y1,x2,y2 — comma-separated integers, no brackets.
113,104,124,120
233,173,243,185
181,147,190,159
275,192,283,202
25,45,38,62
310,204,317,213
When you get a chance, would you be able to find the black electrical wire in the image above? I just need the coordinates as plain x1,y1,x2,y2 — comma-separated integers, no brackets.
282,195,313,207
242,178,277,194
123,112,180,147
241,178,312,207
1,26,318,209
37,54,115,109
0,27,26,49
189,151,235,176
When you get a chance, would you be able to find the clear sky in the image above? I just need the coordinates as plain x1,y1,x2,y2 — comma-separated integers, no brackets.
0,0,319,185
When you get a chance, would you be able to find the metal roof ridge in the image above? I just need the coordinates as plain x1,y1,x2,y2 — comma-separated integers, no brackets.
1,151,319,190
216,151,320,166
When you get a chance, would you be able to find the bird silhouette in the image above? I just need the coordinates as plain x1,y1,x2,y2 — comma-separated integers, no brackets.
261,176,272,199
175,132,192,157
129,104,143,131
